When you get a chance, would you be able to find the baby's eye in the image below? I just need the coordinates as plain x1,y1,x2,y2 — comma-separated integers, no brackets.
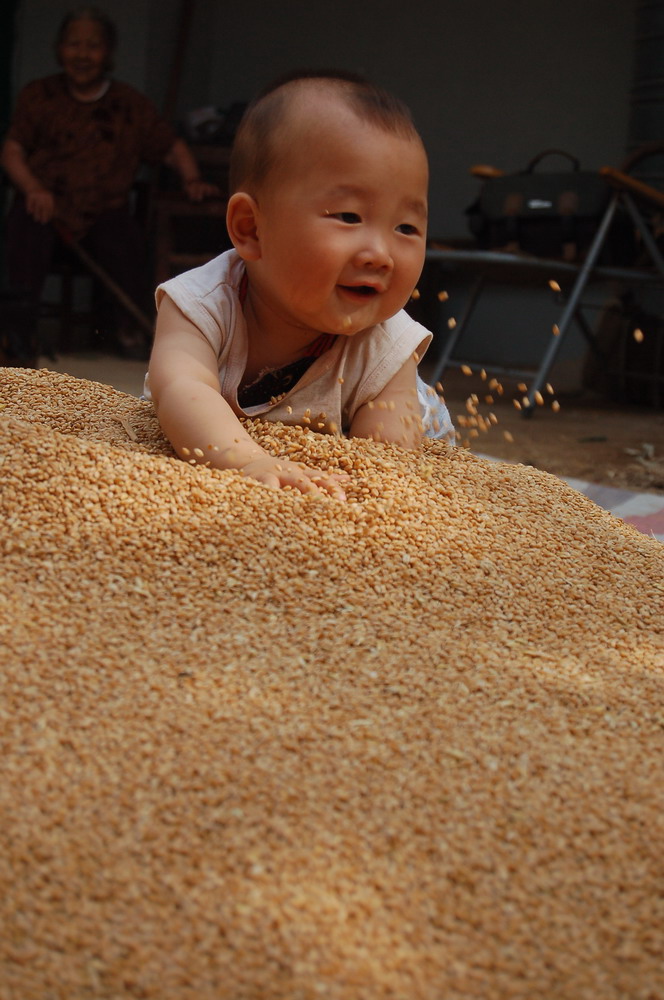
396,223,420,235
331,212,361,224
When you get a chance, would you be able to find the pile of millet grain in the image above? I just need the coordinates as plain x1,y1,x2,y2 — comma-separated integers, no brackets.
1,366,663,1000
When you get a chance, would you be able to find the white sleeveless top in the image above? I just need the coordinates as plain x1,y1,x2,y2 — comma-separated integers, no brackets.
146,249,435,435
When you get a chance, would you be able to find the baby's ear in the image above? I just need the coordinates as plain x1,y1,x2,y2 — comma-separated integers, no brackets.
226,192,261,260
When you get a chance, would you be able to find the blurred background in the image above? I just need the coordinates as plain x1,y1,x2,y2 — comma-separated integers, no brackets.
1,0,639,239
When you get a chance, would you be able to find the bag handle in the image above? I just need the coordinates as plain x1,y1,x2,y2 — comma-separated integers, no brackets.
525,149,580,173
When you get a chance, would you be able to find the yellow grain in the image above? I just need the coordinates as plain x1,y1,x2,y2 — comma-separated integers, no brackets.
1,367,662,1000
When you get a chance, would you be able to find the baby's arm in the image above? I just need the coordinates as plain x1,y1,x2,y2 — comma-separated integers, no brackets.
349,354,423,450
149,297,347,498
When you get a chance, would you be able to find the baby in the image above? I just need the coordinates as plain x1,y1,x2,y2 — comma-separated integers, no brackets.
146,71,453,499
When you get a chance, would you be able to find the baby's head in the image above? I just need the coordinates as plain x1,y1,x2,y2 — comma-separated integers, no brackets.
229,71,425,197
227,72,429,337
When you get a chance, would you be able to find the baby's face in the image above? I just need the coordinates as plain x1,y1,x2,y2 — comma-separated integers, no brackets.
247,97,428,340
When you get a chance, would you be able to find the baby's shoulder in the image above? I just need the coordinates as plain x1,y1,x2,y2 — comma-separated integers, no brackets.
161,249,243,301
156,250,245,355
344,310,428,358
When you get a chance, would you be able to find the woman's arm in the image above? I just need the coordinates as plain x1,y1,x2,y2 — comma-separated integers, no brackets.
149,297,347,497
162,138,220,202
349,353,424,450
0,138,55,223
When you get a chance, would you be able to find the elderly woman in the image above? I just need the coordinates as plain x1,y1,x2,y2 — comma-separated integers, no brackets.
1,5,217,362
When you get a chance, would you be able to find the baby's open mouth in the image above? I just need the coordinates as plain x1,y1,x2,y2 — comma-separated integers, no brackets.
339,285,379,297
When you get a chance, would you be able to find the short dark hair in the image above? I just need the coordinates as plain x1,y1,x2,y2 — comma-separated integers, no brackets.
55,7,118,72
229,70,423,195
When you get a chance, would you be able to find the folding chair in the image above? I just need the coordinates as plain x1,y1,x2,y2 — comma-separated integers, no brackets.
426,148,664,415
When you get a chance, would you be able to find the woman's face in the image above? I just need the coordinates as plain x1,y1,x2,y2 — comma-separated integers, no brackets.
58,18,110,95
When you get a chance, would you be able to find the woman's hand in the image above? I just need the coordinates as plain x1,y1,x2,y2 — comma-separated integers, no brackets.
164,138,220,202
183,178,220,202
0,139,55,223
26,188,55,223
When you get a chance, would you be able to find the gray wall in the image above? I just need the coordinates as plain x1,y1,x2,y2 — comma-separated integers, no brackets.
202,0,636,239
10,0,636,238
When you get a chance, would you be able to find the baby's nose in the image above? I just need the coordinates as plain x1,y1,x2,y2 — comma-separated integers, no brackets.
354,236,393,271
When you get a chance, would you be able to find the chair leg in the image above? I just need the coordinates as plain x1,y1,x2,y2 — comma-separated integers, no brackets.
622,192,664,277
522,193,621,415
429,273,486,385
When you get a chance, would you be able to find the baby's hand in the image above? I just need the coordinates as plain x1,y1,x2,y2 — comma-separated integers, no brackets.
239,455,348,499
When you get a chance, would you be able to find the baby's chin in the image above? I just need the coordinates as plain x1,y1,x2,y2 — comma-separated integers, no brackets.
330,305,397,337
330,315,379,337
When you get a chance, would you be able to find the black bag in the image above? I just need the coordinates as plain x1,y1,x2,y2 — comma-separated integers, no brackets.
465,149,611,261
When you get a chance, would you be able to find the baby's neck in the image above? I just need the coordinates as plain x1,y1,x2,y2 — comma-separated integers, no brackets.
242,287,325,382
